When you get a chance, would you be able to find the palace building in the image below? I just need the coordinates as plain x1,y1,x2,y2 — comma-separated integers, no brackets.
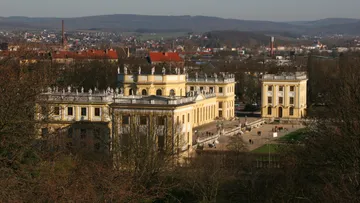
36,66,236,153
260,72,308,120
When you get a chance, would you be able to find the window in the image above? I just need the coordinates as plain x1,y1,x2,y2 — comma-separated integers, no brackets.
219,87,223,93
200,86,204,91
190,86,194,91
219,111,223,118
182,115,185,124
67,107,73,116
209,87,214,93
279,97,283,104
41,128,48,137
268,97,272,104
67,128,73,138
157,116,165,125
188,113,190,122
140,116,147,125
80,129,86,139
219,102,223,108
41,105,48,115
142,89,147,95
290,97,294,105
290,86,295,92
170,89,175,96
156,89,162,96
122,115,130,125
54,107,60,115
267,107,272,115
279,86,284,91
94,108,101,117
81,107,87,116
268,86,273,91
289,107,294,116
129,88,134,95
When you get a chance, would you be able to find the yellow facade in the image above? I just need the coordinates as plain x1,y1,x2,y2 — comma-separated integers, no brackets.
261,72,308,120
36,70,236,153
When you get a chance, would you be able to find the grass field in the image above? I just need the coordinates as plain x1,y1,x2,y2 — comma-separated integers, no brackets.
279,128,308,142
252,144,280,154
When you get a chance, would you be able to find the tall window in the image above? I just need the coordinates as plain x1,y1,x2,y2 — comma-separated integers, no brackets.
81,107,87,116
182,115,185,124
122,115,130,125
209,87,214,93
219,111,223,118
268,97,272,104
129,88,134,95
279,97,283,104
54,106,60,115
279,86,284,91
141,89,147,95
267,107,272,115
268,86,273,91
290,86,295,92
170,89,175,96
190,86,194,91
157,116,165,125
94,108,101,117
156,89,162,96
290,97,294,105
219,87,223,93
219,102,223,108
188,113,190,122
289,107,294,116
140,116,147,125
67,107,73,116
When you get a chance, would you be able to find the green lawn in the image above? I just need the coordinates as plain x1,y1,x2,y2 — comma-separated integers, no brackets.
279,128,308,142
252,144,280,154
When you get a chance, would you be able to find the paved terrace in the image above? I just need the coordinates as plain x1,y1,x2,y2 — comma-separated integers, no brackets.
208,123,305,151
192,117,260,144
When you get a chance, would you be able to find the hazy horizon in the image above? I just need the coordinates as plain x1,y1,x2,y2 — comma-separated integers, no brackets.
1,0,360,21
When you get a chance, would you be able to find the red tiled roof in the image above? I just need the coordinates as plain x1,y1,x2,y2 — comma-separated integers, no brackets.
149,52,183,62
52,49,118,60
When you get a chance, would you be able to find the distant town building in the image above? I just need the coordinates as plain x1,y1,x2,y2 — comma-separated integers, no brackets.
260,72,308,120
148,52,184,66
51,49,118,64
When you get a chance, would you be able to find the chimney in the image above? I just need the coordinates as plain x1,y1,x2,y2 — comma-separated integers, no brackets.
62,20,65,48
270,36,274,57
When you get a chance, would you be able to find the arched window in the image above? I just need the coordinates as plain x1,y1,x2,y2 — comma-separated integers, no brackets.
289,107,294,116
129,88,134,95
267,107,272,115
156,89,162,96
141,89,147,96
170,89,175,96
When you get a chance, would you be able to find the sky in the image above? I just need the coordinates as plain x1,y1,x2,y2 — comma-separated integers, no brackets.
1,0,360,21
